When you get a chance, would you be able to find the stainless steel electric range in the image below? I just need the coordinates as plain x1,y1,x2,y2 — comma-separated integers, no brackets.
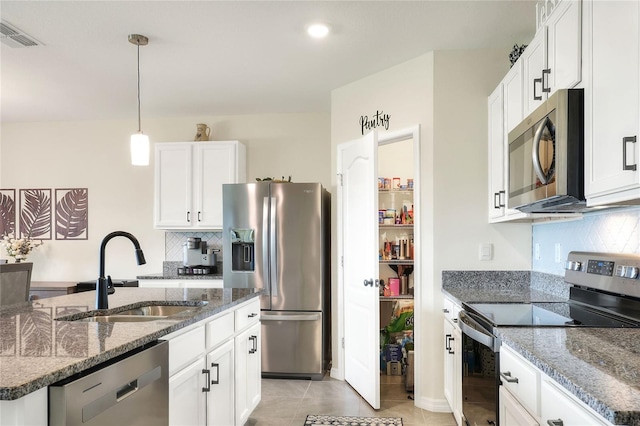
458,251,640,426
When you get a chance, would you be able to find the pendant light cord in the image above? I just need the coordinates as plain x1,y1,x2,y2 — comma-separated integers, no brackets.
136,42,142,133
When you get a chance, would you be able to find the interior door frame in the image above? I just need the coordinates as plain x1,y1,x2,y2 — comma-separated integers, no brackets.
335,124,421,407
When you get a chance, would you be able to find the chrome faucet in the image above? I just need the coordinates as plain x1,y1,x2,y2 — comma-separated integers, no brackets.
96,231,146,309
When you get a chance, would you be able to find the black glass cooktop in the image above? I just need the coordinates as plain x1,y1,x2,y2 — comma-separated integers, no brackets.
465,301,640,328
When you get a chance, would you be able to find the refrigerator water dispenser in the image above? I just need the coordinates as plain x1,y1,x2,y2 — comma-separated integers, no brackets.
230,228,255,272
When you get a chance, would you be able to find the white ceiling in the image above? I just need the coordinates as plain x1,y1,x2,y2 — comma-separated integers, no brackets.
1,1,536,123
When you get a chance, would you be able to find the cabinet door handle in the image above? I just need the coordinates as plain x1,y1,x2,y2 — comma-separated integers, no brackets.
542,68,551,93
500,371,519,383
248,312,258,318
493,192,501,209
533,77,542,100
197,211,202,222
202,369,211,392
445,334,451,351
499,190,506,208
547,420,564,426
443,308,450,314
623,136,637,171
447,336,455,354
187,211,191,222
249,335,258,354
363,278,374,287
211,362,219,385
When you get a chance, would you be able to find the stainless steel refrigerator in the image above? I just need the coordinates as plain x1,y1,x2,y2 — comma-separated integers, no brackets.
223,182,330,380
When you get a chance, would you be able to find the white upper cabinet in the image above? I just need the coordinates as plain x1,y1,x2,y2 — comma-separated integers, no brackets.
488,69,530,223
504,61,525,134
522,0,582,117
584,0,640,205
488,84,507,221
154,141,246,230
522,27,548,116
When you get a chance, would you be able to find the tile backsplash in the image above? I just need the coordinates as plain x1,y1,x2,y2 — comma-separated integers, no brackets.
532,206,640,275
165,232,223,261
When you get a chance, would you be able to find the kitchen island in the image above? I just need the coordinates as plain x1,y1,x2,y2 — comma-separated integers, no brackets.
0,287,260,424
442,270,640,425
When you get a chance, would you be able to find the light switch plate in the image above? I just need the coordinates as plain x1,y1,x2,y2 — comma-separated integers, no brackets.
479,243,493,261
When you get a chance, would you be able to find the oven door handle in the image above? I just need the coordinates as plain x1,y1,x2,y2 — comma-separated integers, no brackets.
459,310,497,350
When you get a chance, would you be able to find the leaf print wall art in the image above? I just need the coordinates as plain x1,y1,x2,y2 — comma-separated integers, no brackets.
0,189,16,237
55,188,88,240
19,189,52,240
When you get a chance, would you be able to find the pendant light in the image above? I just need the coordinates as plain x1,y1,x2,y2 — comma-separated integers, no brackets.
129,34,149,166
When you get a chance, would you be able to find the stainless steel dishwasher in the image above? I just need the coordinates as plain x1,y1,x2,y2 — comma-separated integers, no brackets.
49,340,168,426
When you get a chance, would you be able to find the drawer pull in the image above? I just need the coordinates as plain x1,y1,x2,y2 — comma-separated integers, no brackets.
248,313,258,318
443,308,450,313
500,371,519,383
547,420,564,426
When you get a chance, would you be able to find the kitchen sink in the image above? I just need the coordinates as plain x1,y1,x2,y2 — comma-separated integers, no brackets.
78,315,167,323
112,305,201,317
56,301,208,322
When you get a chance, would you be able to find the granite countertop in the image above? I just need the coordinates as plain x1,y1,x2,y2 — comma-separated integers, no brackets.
0,287,259,401
137,260,223,280
442,270,640,425
498,327,640,425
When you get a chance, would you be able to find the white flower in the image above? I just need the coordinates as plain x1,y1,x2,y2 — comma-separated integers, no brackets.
0,235,43,261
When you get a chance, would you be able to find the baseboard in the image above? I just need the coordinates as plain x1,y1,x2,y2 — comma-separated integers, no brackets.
415,395,452,413
330,367,344,380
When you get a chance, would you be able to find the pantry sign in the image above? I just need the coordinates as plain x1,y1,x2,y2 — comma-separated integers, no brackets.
359,110,390,135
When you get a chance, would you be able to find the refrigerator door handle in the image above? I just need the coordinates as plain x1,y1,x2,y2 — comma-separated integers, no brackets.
261,313,321,321
269,196,278,297
262,196,271,296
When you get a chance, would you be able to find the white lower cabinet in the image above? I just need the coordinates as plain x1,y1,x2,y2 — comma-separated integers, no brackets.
541,377,608,426
207,340,235,426
170,358,208,426
499,344,611,426
442,296,462,425
167,298,261,426
235,322,261,425
499,386,539,426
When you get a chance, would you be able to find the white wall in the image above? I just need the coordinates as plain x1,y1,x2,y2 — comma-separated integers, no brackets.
331,49,531,410
0,112,330,281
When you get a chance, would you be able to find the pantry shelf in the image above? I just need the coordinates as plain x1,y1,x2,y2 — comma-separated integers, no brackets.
379,224,413,229
379,260,414,265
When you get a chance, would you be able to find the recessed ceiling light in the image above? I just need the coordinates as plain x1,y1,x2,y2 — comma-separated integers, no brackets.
307,23,330,39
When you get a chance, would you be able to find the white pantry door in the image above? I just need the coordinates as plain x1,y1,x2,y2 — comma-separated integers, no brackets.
337,131,380,409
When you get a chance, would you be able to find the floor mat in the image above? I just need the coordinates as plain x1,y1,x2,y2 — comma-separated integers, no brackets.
304,415,403,426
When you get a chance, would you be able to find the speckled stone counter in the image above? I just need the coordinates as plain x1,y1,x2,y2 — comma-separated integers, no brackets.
137,261,223,280
442,270,640,425
0,287,259,400
498,328,640,425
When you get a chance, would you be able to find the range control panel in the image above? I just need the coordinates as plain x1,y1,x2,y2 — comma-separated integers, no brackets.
586,259,616,276
565,252,640,299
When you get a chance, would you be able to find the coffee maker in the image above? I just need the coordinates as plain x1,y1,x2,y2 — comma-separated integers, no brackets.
181,237,217,275
183,237,205,266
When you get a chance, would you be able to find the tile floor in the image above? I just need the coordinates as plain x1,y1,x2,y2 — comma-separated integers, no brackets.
244,374,457,426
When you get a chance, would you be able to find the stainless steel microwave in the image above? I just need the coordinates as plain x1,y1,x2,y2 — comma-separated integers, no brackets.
507,88,584,213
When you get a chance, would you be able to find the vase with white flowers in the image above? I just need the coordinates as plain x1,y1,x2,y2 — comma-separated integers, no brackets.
1,234,44,263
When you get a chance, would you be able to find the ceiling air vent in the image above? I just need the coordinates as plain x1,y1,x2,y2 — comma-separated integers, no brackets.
0,20,42,48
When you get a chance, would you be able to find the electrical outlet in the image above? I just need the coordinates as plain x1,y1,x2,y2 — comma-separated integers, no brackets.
534,243,540,260
555,243,562,263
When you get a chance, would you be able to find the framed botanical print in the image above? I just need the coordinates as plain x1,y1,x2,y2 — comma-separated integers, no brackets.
19,188,52,240
55,188,88,240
